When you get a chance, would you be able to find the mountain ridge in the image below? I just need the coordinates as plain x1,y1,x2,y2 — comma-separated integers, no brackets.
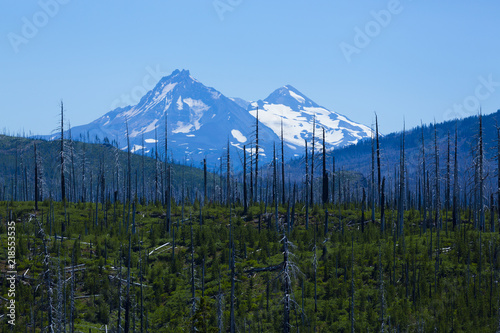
249,84,373,149
44,69,373,165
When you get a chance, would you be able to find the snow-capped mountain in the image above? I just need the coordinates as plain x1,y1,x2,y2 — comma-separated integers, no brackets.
64,69,279,164
249,85,373,150
56,70,373,166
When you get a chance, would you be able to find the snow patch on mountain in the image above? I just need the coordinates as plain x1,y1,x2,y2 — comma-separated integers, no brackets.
176,96,183,110
231,129,247,143
130,119,159,138
121,107,142,119
153,82,177,104
131,144,145,153
289,90,305,103
172,121,192,134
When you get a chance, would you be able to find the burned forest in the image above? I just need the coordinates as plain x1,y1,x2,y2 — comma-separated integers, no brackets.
2,110,500,332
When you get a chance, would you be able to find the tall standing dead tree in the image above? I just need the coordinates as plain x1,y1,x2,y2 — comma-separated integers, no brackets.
421,124,428,230
255,107,259,203
274,143,279,231
497,124,500,231
376,113,381,199
371,128,376,223
281,119,286,205
453,123,459,229
60,101,66,203
245,232,299,333
322,128,329,205
229,206,236,333
34,143,39,210
305,140,309,230
227,141,231,206
433,122,440,230
478,112,485,231
398,125,405,237
310,115,316,206
446,132,451,228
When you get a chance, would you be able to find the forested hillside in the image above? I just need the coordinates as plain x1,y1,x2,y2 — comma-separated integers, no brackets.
0,134,210,204
325,110,500,181
1,112,500,332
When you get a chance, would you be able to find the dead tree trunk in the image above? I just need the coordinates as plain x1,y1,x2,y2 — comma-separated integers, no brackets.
60,101,66,203
371,129,376,223
204,158,208,203
446,132,451,230
434,123,440,230
164,109,169,204
305,140,309,230
497,125,500,232
190,222,196,321
322,128,329,205
227,141,231,206
281,119,286,205
376,113,381,199
274,144,279,231
398,126,405,237
362,188,366,233
124,234,131,333
422,124,427,231
244,232,297,333
310,115,316,206
255,107,259,203
381,177,386,232
478,113,485,231
453,124,459,229
243,148,247,213
229,208,236,333
332,155,336,205
34,143,39,210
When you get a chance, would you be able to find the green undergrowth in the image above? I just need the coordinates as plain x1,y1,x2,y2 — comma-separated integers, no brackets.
0,200,499,332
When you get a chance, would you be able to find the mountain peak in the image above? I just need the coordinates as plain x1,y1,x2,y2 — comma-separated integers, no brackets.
282,84,298,91
62,69,372,165
249,84,372,148
264,85,319,108
171,69,190,76
160,69,192,84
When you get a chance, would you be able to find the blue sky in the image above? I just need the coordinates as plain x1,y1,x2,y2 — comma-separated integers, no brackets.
1,0,500,136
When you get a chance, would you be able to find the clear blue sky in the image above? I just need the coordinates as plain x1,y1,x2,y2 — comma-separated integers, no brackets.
1,0,500,136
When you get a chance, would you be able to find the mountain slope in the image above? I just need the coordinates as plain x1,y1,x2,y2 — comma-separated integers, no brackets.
0,134,209,202
47,70,373,166
65,69,280,165
249,85,373,149
284,111,500,192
